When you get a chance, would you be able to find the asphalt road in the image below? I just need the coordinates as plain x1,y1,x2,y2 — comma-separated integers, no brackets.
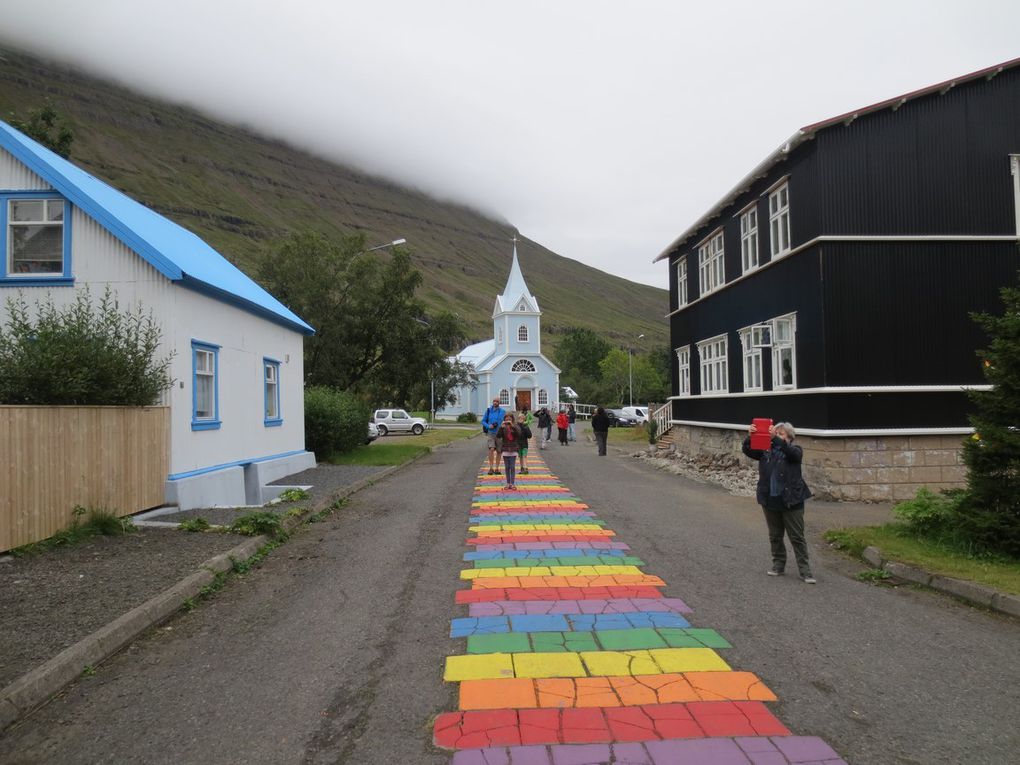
2,430,1018,764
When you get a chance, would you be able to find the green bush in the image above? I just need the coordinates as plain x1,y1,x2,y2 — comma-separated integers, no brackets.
892,487,962,537
647,419,659,444
0,288,172,405
304,386,369,458
229,511,285,539
179,517,211,532
457,412,478,423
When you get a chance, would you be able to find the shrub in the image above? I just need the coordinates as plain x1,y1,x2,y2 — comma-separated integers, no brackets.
892,487,962,537
457,412,478,423
179,517,211,532
229,511,285,539
0,288,172,405
304,386,370,458
647,419,660,444
277,488,310,502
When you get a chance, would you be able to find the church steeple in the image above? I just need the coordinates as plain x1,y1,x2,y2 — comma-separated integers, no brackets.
496,237,540,315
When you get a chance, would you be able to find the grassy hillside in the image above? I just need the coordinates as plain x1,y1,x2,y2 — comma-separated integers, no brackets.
0,47,667,353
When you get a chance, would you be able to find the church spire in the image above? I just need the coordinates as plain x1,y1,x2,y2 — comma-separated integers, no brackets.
498,236,538,313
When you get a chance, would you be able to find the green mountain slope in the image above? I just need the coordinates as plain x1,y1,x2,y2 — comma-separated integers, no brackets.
0,47,667,353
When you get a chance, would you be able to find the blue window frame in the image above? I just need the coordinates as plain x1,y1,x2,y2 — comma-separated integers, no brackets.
264,357,282,426
0,193,73,286
192,340,221,431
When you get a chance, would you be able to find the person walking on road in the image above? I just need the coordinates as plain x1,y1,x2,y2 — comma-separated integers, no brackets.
591,406,610,456
742,421,815,583
556,409,569,445
496,413,522,490
537,407,553,449
517,413,533,474
567,404,577,442
481,397,506,475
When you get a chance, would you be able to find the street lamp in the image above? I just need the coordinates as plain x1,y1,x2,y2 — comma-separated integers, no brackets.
366,237,407,252
629,334,645,407
413,316,436,423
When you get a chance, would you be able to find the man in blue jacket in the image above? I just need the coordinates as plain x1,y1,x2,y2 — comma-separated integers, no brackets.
481,397,507,475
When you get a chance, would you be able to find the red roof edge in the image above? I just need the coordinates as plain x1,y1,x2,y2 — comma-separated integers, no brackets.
800,55,1020,134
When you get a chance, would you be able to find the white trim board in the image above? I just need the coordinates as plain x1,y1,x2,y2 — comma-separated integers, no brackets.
665,234,1018,318
667,419,973,438
666,384,990,399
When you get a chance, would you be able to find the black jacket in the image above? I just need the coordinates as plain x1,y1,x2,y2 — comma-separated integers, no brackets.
591,413,610,433
742,436,812,509
537,409,552,428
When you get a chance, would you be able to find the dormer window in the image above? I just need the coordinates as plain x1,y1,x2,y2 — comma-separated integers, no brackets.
3,196,71,282
518,325,529,343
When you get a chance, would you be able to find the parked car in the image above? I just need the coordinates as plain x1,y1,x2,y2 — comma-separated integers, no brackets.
607,409,640,427
372,409,428,436
621,406,648,424
366,422,380,444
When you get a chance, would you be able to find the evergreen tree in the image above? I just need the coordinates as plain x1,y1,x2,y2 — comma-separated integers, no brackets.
9,103,74,158
959,277,1020,556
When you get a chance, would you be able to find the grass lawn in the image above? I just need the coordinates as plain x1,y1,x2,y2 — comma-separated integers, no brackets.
825,524,1020,596
609,424,652,444
327,427,476,466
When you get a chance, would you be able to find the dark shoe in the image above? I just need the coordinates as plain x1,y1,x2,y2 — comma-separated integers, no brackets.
487,468,494,475
801,575,817,584
766,569,784,577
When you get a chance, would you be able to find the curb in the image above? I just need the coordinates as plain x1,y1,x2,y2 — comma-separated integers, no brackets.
862,545,1020,618
0,439,462,733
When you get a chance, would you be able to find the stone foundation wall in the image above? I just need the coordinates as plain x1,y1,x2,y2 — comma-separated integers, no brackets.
667,424,967,502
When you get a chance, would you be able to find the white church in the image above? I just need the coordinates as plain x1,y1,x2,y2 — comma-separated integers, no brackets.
438,243,561,418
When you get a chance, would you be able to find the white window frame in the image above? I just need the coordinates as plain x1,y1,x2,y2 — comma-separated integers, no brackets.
771,313,797,389
192,341,220,430
739,206,759,274
537,388,548,406
769,183,791,258
518,324,529,343
676,346,691,397
499,388,511,406
697,230,725,296
738,327,763,392
676,257,688,307
511,359,536,373
264,358,282,426
697,334,728,395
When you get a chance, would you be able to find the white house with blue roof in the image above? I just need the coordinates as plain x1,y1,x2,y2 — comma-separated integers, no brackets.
0,119,316,510
439,243,560,418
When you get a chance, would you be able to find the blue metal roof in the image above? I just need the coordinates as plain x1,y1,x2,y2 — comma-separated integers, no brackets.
0,120,314,335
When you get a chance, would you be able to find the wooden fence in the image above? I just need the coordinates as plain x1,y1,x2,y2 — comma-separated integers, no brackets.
0,406,170,551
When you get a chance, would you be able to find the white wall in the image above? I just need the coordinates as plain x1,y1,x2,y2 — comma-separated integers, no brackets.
0,149,308,478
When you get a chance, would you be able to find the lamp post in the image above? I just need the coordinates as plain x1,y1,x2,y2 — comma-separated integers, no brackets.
414,316,436,422
366,237,407,252
629,334,645,407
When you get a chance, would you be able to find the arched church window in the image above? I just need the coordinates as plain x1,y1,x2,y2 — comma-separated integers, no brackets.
537,389,548,406
499,389,511,406
511,359,537,373
518,325,529,343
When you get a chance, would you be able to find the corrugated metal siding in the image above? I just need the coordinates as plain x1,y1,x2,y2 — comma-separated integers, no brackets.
814,68,1020,235
0,146,49,190
821,241,1018,385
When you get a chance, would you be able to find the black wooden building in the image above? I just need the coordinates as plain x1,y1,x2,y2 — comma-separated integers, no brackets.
656,58,1020,438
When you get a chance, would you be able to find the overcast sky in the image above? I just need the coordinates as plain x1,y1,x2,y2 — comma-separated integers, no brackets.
2,1,1019,287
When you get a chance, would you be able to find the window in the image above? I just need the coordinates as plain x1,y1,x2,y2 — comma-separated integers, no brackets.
264,358,281,426
537,388,548,406
769,183,791,258
4,197,69,280
740,206,759,273
676,258,688,307
192,341,220,430
511,359,536,372
772,314,797,389
697,335,728,394
499,388,511,406
697,231,725,296
497,326,504,344
518,325,529,343
739,328,763,392
676,346,690,396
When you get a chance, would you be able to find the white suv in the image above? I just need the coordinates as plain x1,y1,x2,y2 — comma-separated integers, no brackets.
372,409,428,436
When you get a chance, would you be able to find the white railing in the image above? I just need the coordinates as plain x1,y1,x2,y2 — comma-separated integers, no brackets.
573,403,596,419
650,401,672,439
